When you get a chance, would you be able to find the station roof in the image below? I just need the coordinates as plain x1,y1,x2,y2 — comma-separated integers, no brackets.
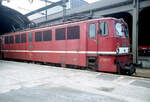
0,5,30,35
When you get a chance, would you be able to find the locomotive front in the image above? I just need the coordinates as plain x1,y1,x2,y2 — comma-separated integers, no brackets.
92,18,136,75
112,19,136,75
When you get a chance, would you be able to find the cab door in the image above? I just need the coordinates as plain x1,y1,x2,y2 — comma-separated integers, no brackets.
26,32,34,60
97,20,114,71
87,22,98,56
98,20,110,52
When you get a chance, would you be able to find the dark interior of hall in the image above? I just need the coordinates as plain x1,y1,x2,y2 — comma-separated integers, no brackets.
139,7,150,46
0,5,30,35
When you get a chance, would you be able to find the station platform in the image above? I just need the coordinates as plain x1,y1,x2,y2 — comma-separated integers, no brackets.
134,67,150,78
0,60,150,102
138,56,150,68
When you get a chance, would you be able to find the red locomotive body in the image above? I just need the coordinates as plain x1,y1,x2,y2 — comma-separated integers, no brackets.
0,18,135,75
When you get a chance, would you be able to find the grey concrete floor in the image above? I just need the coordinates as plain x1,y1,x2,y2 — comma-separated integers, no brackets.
0,60,150,102
134,68,150,78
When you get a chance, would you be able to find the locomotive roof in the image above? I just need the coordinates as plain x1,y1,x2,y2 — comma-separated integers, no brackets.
3,17,119,36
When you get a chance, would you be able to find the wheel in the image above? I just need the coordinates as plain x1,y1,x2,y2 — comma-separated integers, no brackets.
126,71,132,76
126,64,136,75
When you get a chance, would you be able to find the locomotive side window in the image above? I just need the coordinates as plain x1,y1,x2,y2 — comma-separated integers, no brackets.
5,36,9,44
4,36,14,44
89,24,96,38
0,38,1,43
28,32,33,42
67,26,80,40
0,38,1,45
15,35,21,43
99,22,108,36
43,30,52,41
35,32,42,42
9,36,14,44
55,28,65,40
21,33,26,43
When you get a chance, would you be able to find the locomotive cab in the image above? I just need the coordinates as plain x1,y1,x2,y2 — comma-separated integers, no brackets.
112,19,135,75
87,18,135,75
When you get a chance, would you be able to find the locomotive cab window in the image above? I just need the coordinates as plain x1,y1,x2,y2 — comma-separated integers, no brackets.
124,25,129,37
28,32,33,42
21,33,26,43
55,28,65,40
43,30,52,41
35,32,42,42
67,26,80,40
15,35,20,43
115,22,128,37
99,22,108,36
89,24,96,38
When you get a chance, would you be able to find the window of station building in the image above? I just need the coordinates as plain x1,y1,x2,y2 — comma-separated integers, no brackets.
21,33,26,43
28,32,33,42
89,24,96,38
15,35,20,43
99,22,108,36
5,36,9,44
43,30,52,41
35,32,42,42
9,36,14,44
55,28,65,40
67,26,80,40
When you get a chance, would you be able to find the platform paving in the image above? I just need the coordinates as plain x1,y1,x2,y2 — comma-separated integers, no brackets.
134,68,150,78
0,60,150,102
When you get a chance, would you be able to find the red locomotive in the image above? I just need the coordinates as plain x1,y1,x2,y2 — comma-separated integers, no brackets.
139,46,150,56
0,17,135,75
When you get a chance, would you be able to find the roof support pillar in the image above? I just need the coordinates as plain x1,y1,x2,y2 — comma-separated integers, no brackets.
62,0,66,22
132,0,139,64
